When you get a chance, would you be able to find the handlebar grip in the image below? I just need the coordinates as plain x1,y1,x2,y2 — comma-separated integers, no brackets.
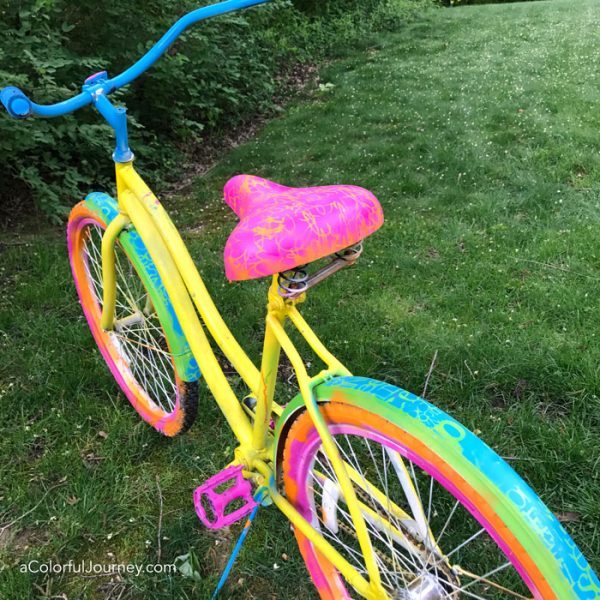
1,86,33,119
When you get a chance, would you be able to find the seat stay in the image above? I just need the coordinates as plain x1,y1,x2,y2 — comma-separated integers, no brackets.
251,276,351,452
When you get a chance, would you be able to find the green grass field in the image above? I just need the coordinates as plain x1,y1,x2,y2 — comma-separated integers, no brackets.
1,0,600,597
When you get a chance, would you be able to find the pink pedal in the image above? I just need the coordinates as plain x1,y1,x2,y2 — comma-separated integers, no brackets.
193,465,258,529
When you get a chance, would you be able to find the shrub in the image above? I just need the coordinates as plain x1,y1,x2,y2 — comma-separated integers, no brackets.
0,0,433,221
372,0,435,31
440,0,544,5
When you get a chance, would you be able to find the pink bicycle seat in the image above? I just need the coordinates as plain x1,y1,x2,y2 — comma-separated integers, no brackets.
223,175,384,281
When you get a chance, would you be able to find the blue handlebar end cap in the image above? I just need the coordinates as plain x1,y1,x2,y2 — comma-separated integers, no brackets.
1,86,33,119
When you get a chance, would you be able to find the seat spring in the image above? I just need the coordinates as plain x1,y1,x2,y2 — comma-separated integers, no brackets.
277,243,365,299
277,266,309,297
335,242,363,261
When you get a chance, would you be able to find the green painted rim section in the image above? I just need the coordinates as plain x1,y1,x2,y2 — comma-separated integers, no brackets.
274,376,597,599
83,192,200,383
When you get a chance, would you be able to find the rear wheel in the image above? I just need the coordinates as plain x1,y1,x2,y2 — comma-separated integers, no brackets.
281,383,598,599
68,201,198,436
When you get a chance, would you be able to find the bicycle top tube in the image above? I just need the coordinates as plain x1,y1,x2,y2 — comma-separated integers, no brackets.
0,0,271,120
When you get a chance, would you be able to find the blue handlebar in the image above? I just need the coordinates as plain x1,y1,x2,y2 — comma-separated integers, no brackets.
109,0,271,92
1,0,271,120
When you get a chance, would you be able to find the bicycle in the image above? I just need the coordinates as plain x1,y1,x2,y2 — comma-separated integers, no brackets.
2,0,599,598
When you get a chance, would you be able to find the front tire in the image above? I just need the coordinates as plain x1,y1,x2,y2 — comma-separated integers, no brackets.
67,197,199,436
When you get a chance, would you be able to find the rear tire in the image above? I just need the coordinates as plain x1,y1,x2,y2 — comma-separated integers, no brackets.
67,199,198,436
281,377,599,599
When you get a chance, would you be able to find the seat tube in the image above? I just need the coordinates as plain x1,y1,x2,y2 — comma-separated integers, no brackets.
252,277,285,450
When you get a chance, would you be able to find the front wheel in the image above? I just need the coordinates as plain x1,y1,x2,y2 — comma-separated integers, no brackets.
67,195,199,436
280,377,599,599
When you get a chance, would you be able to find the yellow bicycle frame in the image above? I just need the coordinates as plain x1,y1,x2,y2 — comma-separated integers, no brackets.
100,161,393,599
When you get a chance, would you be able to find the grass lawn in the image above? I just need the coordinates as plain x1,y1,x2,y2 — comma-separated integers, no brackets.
1,0,600,597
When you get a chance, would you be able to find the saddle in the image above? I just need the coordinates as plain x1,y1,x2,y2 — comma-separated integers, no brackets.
223,174,384,281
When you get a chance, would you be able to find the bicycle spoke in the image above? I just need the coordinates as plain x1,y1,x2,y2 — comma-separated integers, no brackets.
455,564,533,599
82,224,178,414
299,424,530,600
436,499,460,545
445,527,487,560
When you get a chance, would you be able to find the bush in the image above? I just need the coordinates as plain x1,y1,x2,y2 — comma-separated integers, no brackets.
0,0,433,222
371,0,436,31
441,0,544,5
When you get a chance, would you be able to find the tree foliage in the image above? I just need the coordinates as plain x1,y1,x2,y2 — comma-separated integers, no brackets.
441,0,544,5
0,0,432,221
